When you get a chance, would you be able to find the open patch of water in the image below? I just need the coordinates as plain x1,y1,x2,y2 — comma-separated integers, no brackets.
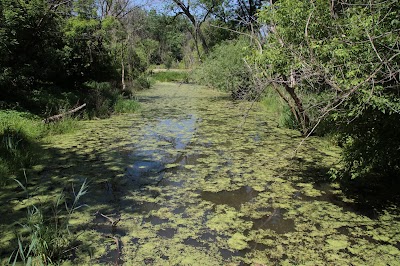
201,186,259,210
125,115,197,187
249,211,295,234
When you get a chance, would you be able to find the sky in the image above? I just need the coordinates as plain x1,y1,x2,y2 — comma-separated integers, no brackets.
134,0,166,11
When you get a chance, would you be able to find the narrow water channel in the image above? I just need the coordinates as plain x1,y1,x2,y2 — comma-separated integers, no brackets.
3,82,400,265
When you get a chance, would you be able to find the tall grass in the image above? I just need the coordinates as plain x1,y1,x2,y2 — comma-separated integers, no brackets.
260,91,299,129
0,110,79,183
8,179,88,265
114,97,140,114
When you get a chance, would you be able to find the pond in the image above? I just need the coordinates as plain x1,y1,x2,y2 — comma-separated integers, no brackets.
1,82,399,265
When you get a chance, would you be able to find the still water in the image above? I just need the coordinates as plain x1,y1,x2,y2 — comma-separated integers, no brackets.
5,83,400,265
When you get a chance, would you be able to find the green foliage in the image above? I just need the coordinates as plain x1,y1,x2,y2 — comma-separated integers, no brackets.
164,53,174,70
261,89,298,129
260,89,297,129
151,71,189,83
83,81,119,118
62,14,116,86
0,127,38,181
133,74,152,90
142,11,188,65
193,38,254,99
0,0,64,98
44,117,79,136
0,111,43,180
0,110,79,182
256,0,400,182
202,20,237,48
9,179,88,265
114,97,140,114
338,109,400,182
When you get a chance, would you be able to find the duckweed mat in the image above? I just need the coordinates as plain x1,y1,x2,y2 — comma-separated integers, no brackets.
1,82,400,265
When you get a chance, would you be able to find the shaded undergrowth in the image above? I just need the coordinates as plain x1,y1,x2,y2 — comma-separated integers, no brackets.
0,115,145,265
8,178,88,265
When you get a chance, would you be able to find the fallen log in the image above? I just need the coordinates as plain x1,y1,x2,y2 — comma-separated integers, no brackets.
43,103,86,123
95,211,121,227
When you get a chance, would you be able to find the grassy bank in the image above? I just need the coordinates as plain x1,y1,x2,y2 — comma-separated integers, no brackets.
260,91,299,130
0,111,80,182
0,94,140,181
0,99,140,264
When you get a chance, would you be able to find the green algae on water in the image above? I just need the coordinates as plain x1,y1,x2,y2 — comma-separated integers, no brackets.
1,82,400,265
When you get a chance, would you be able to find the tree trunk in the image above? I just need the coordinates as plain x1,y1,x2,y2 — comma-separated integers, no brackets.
282,81,310,135
196,25,209,54
121,55,126,91
172,0,209,58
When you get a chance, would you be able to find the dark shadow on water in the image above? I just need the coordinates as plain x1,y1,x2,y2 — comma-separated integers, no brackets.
247,208,295,234
158,228,176,238
98,238,124,266
201,186,259,210
283,160,400,219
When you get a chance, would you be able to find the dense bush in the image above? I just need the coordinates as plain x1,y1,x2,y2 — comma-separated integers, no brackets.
83,81,120,118
256,0,400,182
151,71,189,83
193,38,254,99
336,109,400,183
114,97,140,114
133,74,152,90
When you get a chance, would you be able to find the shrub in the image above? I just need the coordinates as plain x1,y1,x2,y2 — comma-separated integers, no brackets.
164,54,174,70
84,81,119,118
114,97,140,113
151,71,189,83
192,38,254,99
336,108,400,183
261,92,299,130
133,74,152,90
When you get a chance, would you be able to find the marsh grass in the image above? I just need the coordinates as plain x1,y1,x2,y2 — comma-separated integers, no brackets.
261,92,299,129
151,71,189,83
43,117,79,136
8,178,88,265
114,97,140,114
0,110,79,182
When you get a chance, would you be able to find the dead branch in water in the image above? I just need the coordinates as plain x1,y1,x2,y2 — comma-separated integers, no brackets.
95,211,121,227
43,103,86,123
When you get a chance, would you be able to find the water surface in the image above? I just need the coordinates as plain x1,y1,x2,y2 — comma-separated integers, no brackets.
1,82,399,265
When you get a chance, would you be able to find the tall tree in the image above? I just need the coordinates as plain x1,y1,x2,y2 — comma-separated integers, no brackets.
0,0,66,101
255,0,400,180
170,0,224,59
236,0,266,26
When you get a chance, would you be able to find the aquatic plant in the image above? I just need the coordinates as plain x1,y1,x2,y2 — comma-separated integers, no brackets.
8,179,88,265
